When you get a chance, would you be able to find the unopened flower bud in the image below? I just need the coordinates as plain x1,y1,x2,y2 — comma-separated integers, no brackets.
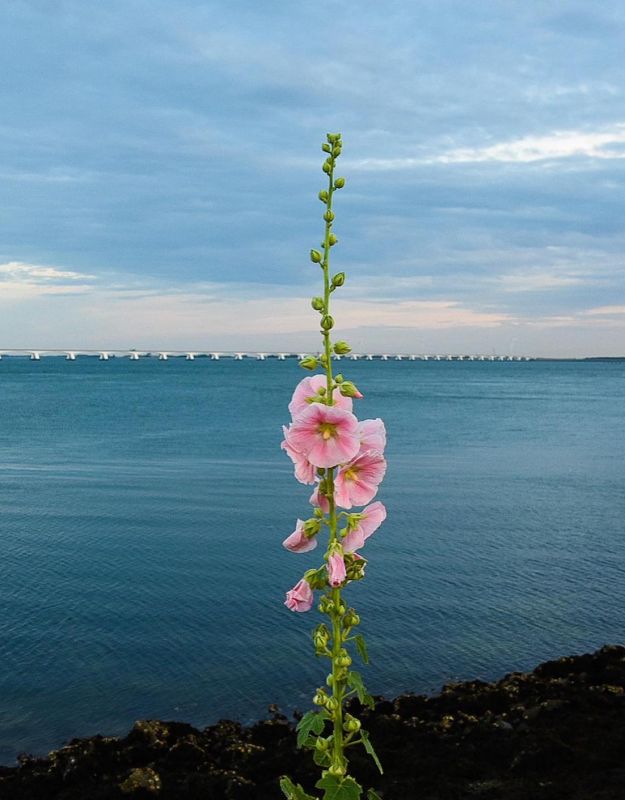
328,233,338,246
323,210,335,223
344,609,360,627
333,341,351,355
339,381,363,399
344,716,361,733
331,272,345,287
322,162,331,174
326,697,339,713
334,177,346,189
315,736,330,751
327,133,340,143
334,373,344,383
313,689,328,705
310,249,322,264
322,143,331,153
318,190,329,203
326,674,334,687
311,296,324,311
299,356,318,371
328,763,345,777
332,147,341,157
337,655,352,668
321,315,334,331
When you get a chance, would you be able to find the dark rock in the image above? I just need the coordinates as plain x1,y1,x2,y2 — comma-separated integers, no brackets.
2,645,625,799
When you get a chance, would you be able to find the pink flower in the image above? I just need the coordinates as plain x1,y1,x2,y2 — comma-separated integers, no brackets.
358,418,386,454
328,552,346,587
281,425,316,485
309,482,330,513
284,578,314,612
289,375,352,418
288,404,360,468
283,519,317,553
343,501,387,553
334,450,387,509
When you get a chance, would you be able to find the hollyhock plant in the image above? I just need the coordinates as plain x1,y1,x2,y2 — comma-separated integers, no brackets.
283,519,318,553
288,403,360,469
327,551,346,587
342,501,387,553
289,374,353,417
284,578,314,612
279,134,387,800
334,450,387,509
281,426,316,485
358,418,386,454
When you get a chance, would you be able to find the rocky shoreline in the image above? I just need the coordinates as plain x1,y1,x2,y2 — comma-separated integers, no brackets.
2,645,625,799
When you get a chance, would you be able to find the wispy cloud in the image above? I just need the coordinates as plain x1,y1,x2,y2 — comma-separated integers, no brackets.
0,261,95,282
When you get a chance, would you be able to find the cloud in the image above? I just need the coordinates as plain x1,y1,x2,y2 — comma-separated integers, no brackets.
0,261,95,282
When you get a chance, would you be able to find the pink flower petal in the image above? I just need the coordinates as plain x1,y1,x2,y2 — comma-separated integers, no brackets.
281,425,316,485
283,519,318,553
334,450,387,509
289,375,353,418
284,578,314,612
288,404,360,469
343,501,387,553
328,553,346,587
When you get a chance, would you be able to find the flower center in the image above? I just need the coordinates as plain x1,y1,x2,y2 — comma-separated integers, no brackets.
343,467,358,481
318,423,337,440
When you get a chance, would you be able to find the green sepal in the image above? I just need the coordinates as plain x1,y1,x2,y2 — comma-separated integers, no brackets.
315,774,362,800
347,671,375,709
360,729,383,774
280,776,317,800
367,790,382,800
353,634,369,665
296,710,327,748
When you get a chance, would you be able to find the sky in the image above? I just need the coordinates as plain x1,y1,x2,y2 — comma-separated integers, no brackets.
1,1,624,357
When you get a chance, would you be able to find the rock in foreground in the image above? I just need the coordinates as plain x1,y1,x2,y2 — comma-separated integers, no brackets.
2,645,625,799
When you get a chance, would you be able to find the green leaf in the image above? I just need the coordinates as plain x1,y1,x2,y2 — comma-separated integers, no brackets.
367,790,383,800
312,747,332,767
315,774,362,800
347,671,375,709
353,634,369,665
296,710,327,748
280,776,317,800
360,730,384,775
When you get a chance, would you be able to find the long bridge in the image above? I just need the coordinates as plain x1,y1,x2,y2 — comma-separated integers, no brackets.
0,349,533,362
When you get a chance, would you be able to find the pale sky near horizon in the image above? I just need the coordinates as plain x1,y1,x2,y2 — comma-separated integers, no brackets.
1,1,624,357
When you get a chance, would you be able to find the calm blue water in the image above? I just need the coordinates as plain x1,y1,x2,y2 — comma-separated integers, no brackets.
1,358,624,763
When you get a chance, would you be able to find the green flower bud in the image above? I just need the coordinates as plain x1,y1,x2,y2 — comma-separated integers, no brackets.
327,133,340,143
328,763,345,777
339,381,363,399
315,736,330,751
299,356,318,371
314,507,324,518
344,716,361,733
310,249,322,264
326,674,334,687
304,518,322,536
326,697,339,713
334,177,346,189
311,297,324,312
334,373,344,383
318,190,329,203
331,272,345,288
322,162,331,174
323,210,335,222
333,341,351,355
337,655,352,668
328,233,338,246
313,689,328,706
332,147,341,157
343,609,360,627
322,143,331,153
321,315,334,331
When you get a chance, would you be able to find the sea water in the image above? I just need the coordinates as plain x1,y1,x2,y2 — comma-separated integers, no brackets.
1,357,624,763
